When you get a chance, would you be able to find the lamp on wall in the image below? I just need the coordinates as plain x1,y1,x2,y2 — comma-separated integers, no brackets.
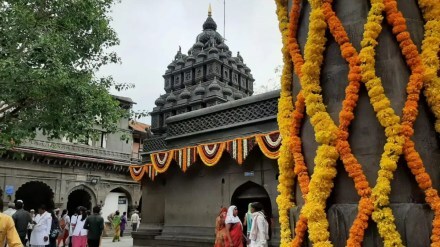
89,176,100,185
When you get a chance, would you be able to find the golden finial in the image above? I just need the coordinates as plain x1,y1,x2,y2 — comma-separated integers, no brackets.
208,3,212,17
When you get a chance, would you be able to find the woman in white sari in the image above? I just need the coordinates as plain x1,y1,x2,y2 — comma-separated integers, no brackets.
30,205,52,247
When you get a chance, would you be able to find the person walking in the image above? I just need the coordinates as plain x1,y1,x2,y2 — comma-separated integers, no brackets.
57,209,70,247
0,200,22,247
4,202,16,216
120,212,127,237
225,205,244,247
243,203,253,241
30,204,52,247
130,210,140,232
111,211,121,242
214,207,228,247
71,207,88,247
248,202,269,247
48,210,61,247
83,206,104,247
69,208,80,247
27,209,36,246
12,200,32,245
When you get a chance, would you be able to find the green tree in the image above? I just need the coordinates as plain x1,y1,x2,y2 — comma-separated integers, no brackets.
0,0,139,148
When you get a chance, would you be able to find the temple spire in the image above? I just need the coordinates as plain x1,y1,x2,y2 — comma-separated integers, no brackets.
208,3,212,17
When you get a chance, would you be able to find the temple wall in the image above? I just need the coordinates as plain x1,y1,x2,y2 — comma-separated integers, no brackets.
136,148,281,246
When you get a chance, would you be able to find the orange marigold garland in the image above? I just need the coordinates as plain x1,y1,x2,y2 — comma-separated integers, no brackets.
255,132,282,160
129,165,147,182
151,150,175,173
384,0,440,245
321,1,374,246
197,142,226,166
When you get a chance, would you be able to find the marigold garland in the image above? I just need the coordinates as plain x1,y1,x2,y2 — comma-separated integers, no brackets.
275,0,296,245
197,142,226,166
255,132,282,160
418,0,440,133
129,165,147,182
151,150,175,173
321,1,375,245
296,0,342,245
275,0,440,245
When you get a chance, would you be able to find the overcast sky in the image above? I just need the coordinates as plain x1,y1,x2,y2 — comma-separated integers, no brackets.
99,0,282,123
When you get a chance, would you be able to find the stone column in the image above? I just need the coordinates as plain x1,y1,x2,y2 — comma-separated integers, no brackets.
289,0,439,246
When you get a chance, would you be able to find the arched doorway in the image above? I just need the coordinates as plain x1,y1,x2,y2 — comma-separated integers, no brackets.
67,187,94,216
231,181,272,238
15,181,55,211
101,187,132,222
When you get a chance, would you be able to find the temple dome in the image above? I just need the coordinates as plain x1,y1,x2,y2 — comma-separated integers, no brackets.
194,83,206,95
233,92,243,100
217,42,229,51
179,88,191,99
166,92,177,103
222,87,233,96
155,96,165,106
208,77,221,91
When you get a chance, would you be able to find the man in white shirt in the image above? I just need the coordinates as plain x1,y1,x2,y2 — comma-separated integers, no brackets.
130,211,140,232
29,204,51,247
3,202,16,216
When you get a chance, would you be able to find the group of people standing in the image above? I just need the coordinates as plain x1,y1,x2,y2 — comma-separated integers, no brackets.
0,200,105,247
215,202,269,247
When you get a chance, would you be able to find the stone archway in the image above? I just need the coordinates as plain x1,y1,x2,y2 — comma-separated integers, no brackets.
101,186,133,222
231,181,272,237
15,181,55,211
66,185,97,216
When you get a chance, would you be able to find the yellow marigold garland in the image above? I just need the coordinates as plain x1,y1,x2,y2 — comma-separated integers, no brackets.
297,0,341,246
274,0,295,245
275,0,440,245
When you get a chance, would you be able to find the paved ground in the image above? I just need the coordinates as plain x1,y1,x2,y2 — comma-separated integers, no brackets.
102,236,133,246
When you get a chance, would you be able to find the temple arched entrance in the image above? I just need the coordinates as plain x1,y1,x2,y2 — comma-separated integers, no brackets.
15,181,55,211
67,186,95,216
101,187,132,222
231,181,272,237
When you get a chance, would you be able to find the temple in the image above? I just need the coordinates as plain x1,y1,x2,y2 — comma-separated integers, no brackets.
150,4,254,135
131,6,281,247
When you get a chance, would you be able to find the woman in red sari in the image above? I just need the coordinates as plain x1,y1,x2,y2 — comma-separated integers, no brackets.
214,207,228,247
224,205,243,247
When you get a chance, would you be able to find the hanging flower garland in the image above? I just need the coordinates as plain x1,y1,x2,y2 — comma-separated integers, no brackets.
355,0,406,244
197,142,226,166
384,0,440,246
129,165,147,182
321,1,375,245
274,0,296,245
174,146,197,172
151,150,175,173
418,0,440,133
284,0,311,245
296,0,341,245
146,164,158,181
226,136,256,165
255,132,282,159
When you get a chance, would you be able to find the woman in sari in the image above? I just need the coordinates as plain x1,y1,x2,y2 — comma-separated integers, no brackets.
112,211,121,242
214,207,228,247
225,205,243,247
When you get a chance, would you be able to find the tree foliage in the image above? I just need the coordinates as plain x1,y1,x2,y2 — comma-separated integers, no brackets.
0,0,138,147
